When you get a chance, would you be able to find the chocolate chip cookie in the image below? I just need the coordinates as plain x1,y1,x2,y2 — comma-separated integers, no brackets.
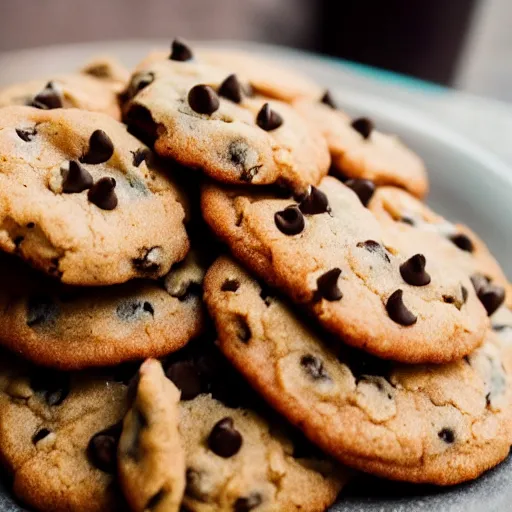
0,253,204,369
119,359,185,512
122,45,330,193
201,177,488,363
0,106,189,285
0,354,129,512
368,186,511,312
0,62,126,120
294,98,428,198
199,48,324,102
204,256,512,485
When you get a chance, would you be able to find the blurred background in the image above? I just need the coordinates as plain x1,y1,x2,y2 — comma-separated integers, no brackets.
0,0,511,102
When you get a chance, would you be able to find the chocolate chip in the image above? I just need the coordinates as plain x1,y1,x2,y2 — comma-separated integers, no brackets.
27,295,58,327
61,161,93,193
320,90,337,109
477,284,505,316
32,428,52,444
221,279,240,292
116,300,154,321
400,254,431,286
386,289,417,326
132,148,150,167
146,489,166,510
345,179,375,207
356,240,391,263
16,127,37,142
88,177,117,210
235,316,251,343
80,130,114,165
166,361,202,400
87,423,122,473
207,417,243,458
256,103,283,131
235,493,263,512
133,246,162,273
299,186,330,215
27,222,35,229
438,428,455,444
300,354,331,381
316,268,342,301
461,285,468,304
400,216,415,226
218,74,244,103
30,370,70,406
449,233,474,253
188,85,220,115
274,206,304,235
351,117,374,139
129,72,155,99
169,38,193,61
30,81,62,110
493,324,512,333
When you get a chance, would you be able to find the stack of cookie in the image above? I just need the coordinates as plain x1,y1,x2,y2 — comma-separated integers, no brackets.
0,39,510,512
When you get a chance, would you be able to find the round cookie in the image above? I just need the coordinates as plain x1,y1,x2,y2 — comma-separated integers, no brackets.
0,106,189,285
0,354,129,512
198,48,324,103
0,252,204,369
368,186,511,311
122,45,330,194
201,177,488,364
119,359,185,512
204,256,512,485
0,62,125,120
294,98,428,198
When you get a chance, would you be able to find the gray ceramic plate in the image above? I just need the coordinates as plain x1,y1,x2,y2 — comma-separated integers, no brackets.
0,41,511,512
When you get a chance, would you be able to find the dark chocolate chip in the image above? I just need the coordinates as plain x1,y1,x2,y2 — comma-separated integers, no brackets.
221,279,240,292
188,85,220,115
356,240,391,263
400,216,415,226
438,428,455,444
449,233,474,253
166,361,202,401
234,493,263,512
207,417,243,458
477,284,506,316
400,254,431,286
27,222,35,228
116,300,154,321
16,127,37,142
130,72,155,98
316,268,342,301
256,103,283,131
32,428,52,444
169,38,193,61
218,74,244,103
133,246,162,273
61,161,93,193
274,205,304,235
320,90,337,109
87,423,122,473
30,370,70,406
146,489,166,510
461,285,468,304
132,148,150,167
80,130,114,164
299,186,330,215
345,179,375,207
88,177,117,210
235,316,251,343
300,354,331,381
351,117,374,139
386,289,417,326
27,295,59,327
30,81,62,110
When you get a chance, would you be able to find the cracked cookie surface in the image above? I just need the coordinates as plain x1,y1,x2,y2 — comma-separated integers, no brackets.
119,359,185,512
122,48,330,193
0,106,189,285
368,186,511,310
294,99,428,198
201,177,488,363
204,256,512,485
0,254,204,369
